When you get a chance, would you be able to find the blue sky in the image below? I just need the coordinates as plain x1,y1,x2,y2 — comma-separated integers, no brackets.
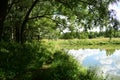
117,2,120,8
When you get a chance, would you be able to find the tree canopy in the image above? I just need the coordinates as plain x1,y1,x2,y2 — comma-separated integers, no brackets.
0,0,120,43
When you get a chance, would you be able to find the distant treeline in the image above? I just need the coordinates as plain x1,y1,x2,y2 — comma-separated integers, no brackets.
60,31,120,39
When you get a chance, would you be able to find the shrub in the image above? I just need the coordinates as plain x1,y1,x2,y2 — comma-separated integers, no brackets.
31,50,85,80
78,32,88,39
0,41,53,80
0,41,105,80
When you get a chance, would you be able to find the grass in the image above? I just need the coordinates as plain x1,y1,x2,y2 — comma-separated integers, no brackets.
43,38,120,50
40,38,120,80
0,41,110,80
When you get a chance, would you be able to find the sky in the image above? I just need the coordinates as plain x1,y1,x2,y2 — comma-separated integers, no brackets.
87,2,120,32
109,1,120,21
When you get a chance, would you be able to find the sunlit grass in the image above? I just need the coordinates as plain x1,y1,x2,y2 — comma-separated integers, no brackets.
43,38,120,50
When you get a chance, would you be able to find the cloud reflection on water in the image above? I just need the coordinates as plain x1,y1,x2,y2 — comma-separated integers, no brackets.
68,49,120,77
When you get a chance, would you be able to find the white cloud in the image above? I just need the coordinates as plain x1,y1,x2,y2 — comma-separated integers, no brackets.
100,58,113,64
100,65,116,73
68,49,100,64
109,2,120,21
113,50,120,56
115,61,120,69
68,49,120,77
96,52,113,65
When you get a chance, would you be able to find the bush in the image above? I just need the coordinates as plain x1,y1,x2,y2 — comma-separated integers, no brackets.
0,41,53,80
78,32,88,39
31,50,85,80
0,41,35,79
88,32,98,39
50,51,85,80
0,41,105,80
32,50,105,80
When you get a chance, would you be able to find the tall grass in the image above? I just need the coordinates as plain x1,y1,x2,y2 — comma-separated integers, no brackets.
43,38,120,49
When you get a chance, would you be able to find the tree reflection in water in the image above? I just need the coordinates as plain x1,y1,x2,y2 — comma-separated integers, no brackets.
105,49,115,56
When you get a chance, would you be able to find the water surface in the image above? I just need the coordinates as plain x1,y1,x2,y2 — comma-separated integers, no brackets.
68,49,120,80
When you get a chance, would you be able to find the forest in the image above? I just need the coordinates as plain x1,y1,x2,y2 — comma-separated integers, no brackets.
0,0,120,80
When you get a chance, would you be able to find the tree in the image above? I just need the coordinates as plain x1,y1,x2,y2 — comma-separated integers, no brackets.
0,0,120,43
0,0,9,40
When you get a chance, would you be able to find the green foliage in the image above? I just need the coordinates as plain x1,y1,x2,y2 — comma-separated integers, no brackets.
0,41,53,79
88,32,98,39
31,51,82,80
79,32,89,39
31,50,105,80
60,32,74,39
0,41,106,80
0,41,34,79
60,32,89,39
1,0,120,42
50,51,83,80
27,17,60,40
79,67,105,80
60,30,120,40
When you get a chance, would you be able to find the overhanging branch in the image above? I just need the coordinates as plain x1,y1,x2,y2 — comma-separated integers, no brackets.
27,14,53,21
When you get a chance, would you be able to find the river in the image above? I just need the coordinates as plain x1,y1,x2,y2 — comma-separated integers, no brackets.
68,49,120,80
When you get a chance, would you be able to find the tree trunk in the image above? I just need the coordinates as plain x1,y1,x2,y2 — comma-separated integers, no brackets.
20,0,39,43
15,26,20,43
0,0,8,40
0,21,4,40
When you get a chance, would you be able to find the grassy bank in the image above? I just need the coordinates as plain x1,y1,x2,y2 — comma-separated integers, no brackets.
0,41,105,80
43,38,120,50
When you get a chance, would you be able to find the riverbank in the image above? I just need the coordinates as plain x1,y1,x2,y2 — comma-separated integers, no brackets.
43,38,120,50
0,41,105,80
